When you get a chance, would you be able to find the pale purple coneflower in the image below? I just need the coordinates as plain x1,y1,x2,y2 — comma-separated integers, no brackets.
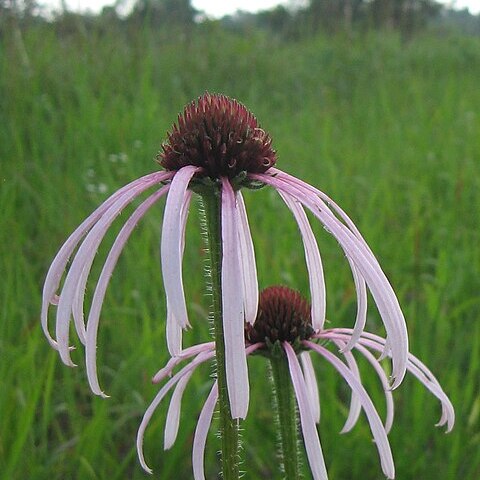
41,93,408,420
138,286,452,478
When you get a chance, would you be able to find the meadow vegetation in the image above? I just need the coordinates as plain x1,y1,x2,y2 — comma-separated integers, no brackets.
1,19,479,479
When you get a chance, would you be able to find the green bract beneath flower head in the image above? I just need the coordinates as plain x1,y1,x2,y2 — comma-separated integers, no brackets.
159,93,277,181
246,286,314,347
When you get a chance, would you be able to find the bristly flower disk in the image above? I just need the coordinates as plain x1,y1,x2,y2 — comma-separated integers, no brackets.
246,285,314,345
159,93,276,180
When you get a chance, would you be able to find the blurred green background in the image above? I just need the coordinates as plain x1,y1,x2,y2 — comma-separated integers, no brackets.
1,1,479,479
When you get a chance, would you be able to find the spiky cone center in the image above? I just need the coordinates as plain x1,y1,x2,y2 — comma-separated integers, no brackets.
159,93,277,180
246,286,314,347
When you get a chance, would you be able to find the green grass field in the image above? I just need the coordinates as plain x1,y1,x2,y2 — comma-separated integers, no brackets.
1,22,479,479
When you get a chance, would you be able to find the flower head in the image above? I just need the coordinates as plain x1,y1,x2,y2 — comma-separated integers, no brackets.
139,287,454,479
246,285,314,345
159,93,276,179
42,93,409,435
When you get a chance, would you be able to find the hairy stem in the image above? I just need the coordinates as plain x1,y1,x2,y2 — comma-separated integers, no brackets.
201,189,240,480
270,352,301,479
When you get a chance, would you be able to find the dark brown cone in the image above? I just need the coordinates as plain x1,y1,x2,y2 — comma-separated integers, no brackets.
246,286,314,345
159,93,277,179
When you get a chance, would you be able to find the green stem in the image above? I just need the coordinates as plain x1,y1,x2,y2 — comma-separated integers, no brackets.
201,189,239,480
270,352,301,479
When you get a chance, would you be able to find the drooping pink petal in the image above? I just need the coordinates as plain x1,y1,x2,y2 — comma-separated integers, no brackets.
166,308,183,357
284,342,328,480
316,329,394,434
161,166,199,330
85,185,169,395
287,176,405,383
283,175,406,385
331,336,394,434
166,190,193,355
41,171,172,350
269,167,373,254
236,191,258,325
253,172,408,389
300,352,321,424
221,178,249,419
305,340,395,479
56,172,172,367
151,341,215,384
278,191,326,331
341,260,367,352
353,341,394,433
164,371,194,450
71,264,91,341
329,328,454,432
245,343,265,355
275,170,368,349
180,190,193,253
329,340,362,434
192,381,218,480
137,349,215,474
71,175,170,341
397,360,453,431
377,337,392,361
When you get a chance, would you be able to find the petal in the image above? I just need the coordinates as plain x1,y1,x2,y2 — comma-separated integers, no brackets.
245,342,265,355
180,191,193,253
71,264,91,342
300,352,321,424
284,342,329,480
352,330,454,432
401,362,454,431
41,171,172,350
322,328,454,432
329,340,362,434
278,191,326,331
151,341,215,384
269,167,372,252
340,260,367,353
333,336,394,434
56,172,172,367
253,171,408,389
85,185,169,395
305,340,395,479
192,381,218,480
161,166,199,329
221,178,249,419
275,170,367,349
166,190,193,356
137,349,215,473
164,371,193,450
236,191,258,326
166,308,183,357
353,342,394,433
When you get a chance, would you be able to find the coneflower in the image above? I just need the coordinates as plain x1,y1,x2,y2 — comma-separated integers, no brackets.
42,93,412,477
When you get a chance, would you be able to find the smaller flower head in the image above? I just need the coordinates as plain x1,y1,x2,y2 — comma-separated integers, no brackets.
159,93,277,180
246,285,314,345
138,286,454,480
